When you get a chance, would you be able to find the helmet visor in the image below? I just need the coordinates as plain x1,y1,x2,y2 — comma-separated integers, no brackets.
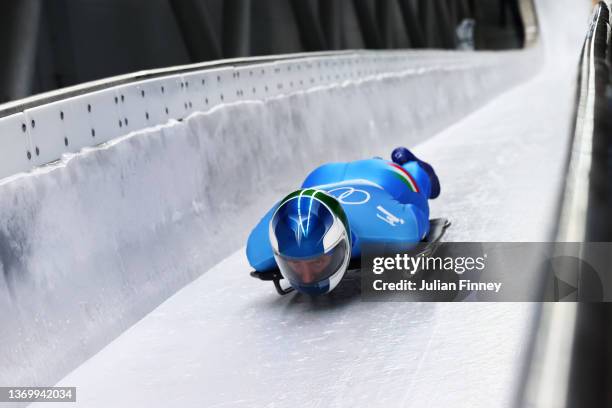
275,238,349,286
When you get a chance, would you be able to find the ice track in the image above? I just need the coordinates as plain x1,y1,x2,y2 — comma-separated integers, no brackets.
0,0,592,407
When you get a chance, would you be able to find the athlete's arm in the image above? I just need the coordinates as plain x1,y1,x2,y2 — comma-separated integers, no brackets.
246,205,278,272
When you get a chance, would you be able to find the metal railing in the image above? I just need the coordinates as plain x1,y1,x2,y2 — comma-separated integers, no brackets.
520,2,612,407
557,1,612,243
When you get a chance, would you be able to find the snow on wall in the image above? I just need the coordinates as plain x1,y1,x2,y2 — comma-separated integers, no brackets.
0,49,538,387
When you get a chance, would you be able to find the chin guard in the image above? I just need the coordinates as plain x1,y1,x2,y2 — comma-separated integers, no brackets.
249,256,361,296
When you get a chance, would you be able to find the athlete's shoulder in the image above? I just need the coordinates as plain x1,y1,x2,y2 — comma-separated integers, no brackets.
302,162,348,188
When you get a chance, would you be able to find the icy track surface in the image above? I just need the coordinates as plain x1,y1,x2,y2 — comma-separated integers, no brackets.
28,1,591,407
46,255,534,408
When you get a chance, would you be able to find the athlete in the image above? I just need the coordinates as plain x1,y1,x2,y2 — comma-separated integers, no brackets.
247,147,444,295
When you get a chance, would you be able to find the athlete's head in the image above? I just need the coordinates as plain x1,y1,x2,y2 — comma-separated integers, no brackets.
269,189,351,295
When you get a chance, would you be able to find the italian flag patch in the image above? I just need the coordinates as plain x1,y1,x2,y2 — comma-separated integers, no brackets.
389,163,420,193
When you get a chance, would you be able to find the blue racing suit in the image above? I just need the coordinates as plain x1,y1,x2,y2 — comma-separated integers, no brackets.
247,157,437,273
